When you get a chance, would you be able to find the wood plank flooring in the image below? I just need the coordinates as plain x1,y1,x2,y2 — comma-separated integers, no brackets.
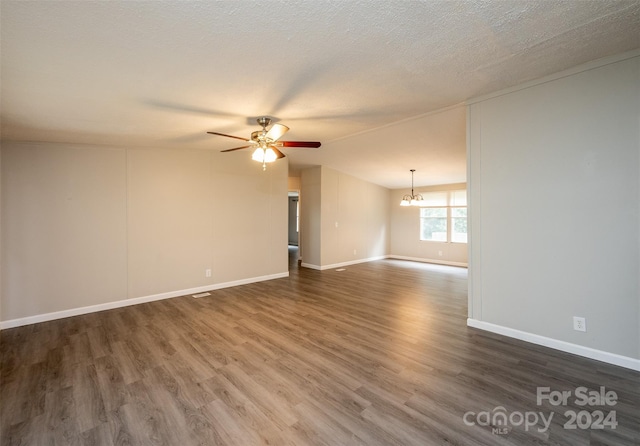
1,252,639,445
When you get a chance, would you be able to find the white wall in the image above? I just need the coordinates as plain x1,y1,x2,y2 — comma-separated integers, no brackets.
300,166,390,269
2,144,128,320
300,167,322,267
1,143,288,325
390,183,468,266
468,54,639,360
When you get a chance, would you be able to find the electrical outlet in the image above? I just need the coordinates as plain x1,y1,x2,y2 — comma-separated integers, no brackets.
205,269,212,278
353,249,357,255
438,250,443,256
573,316,586,332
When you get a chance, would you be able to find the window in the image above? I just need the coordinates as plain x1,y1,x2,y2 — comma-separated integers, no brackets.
418,190,467,243
451,207,467,243
420,208,447,241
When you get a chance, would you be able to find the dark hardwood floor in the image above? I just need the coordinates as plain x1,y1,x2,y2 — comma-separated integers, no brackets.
1,248,638,445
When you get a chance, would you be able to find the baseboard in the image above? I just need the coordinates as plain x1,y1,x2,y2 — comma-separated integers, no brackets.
388,255,468,268
467,318,640,372
301,255,388,271
302,255,467,271
0,272,289,330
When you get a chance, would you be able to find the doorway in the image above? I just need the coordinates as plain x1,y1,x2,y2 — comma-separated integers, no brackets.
288,193,299,246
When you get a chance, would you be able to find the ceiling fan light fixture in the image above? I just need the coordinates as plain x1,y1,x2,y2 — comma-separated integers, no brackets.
264,147,277,163
251,146,278,170
251,147,276,163
251,147,265,162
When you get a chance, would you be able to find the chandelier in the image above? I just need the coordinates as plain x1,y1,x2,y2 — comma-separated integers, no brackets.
400,169,424,206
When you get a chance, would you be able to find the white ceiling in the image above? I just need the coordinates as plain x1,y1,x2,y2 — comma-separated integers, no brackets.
1,1,639,189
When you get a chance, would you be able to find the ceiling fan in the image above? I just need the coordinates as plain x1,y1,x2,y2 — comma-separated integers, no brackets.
207,117,321,169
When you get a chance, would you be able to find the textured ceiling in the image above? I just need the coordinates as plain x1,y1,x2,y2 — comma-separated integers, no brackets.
1,0,639,188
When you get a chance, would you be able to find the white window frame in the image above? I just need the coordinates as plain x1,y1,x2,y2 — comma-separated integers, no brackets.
418,190,467,244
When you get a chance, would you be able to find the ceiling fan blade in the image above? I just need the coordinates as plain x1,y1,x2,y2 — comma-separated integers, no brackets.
277,141,321,148
270,146,286,159
265,123,289,142
221,145,252,152
207,131,250,142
